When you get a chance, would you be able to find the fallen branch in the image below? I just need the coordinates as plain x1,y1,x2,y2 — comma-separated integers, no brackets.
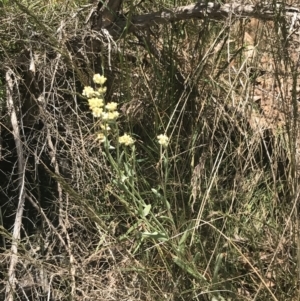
110,1,300,37
5,70,26,301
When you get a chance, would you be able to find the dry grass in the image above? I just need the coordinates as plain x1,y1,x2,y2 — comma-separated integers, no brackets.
0,1,300,301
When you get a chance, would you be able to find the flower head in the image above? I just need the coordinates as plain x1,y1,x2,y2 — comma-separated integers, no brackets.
105,102,118,111
96,132,106,143
93,74,107,85
157,134,169,147
88,97,104,109
92,107,103,118
82,86,95,98
98,87,107,95
100,124,111,131
119,134,135,146
102,111,119,121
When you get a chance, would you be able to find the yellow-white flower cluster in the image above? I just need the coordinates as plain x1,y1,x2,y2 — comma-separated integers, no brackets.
118,134,135,146
157,134,169,147
93,74,107,85
84,74,134,146
83,74,119,121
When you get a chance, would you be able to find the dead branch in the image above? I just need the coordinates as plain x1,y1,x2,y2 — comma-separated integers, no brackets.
110,1,300,37
92,0,124,30
5,70,26,301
